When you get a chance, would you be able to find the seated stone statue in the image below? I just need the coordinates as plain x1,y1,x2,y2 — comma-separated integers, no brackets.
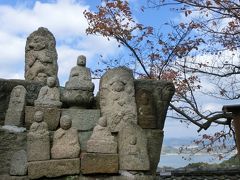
87,116,117,154
34,77,62,108
62,55,94,108
27,111,50,161
65,55,94,91
51,115,80,159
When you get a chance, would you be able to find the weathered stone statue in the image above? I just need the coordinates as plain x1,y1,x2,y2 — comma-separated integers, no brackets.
27,111,50,161
4,85,26,126
51,115,80,159
118,123,150,171
34,77,62,108
100,67,138,132
62,55,94,108
25,27,59,84
87,117,117,154
135,79,175,174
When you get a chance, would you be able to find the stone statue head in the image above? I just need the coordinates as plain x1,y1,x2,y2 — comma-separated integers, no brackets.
111,80,125,92
36,73,47,84
98,117,107,127
34,111,44,123
129,136,137,145
60,115,72,130
47,77,56,87
77,55,86,67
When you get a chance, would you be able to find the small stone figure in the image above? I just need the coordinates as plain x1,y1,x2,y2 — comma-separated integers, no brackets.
87,117,117,154
25,27,59,84
62,55,94,108
5,85,26,126
34,77,62,108
27,111,50,161
51,115,80,159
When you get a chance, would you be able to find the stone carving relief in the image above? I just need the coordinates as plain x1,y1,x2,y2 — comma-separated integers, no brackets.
118,123,150,170
100,67,137,132
25,27,59,84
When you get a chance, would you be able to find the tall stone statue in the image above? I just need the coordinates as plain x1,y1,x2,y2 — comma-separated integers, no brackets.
4,85,26,126
62,55,94,108
51,115,80,159
99,67,137,132
34,77,62,108
27,111,50,161
25,27,59,84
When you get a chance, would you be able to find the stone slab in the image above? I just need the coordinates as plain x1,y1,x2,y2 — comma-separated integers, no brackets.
10,150,27,176
27,158,80,179
81,153,118,174
25,106,60,130
87,139,117,154
144,129,164,175
61,109,100,131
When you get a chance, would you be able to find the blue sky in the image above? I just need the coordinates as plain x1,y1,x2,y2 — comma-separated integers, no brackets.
0,0,234,139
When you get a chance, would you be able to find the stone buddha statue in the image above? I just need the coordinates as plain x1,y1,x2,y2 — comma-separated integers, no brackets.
34,77,62,108
62,55,94,108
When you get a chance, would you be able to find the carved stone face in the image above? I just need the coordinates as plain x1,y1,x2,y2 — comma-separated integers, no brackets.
111,81,125,92
34,111,44,123
36,73,47,83
77,55,86,66
47,77,56,87
14,88,21,97
129,136,137,145
60,115,72,130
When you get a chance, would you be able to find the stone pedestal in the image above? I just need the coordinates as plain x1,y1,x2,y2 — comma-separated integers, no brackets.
28,158,80,179
25,106,60,130
10,150,27,176
87,139,117,154
81,153,118,174
27,132,50,162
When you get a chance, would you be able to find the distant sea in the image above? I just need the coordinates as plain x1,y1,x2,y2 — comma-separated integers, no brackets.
158,153,231,168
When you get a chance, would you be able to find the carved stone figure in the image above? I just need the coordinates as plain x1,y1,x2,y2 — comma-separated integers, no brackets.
118,122,150,170
34,77,62,108
25,27,59,84
135,79,175,174
135,80,175,129
4,85,26,126
51,115,80,159
62,55,94,108
27,111,50,161
87,117,117,154
100,67,138,132
136,89,156,128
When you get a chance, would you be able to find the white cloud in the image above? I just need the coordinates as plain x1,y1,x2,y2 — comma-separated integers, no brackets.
0,0,121,86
